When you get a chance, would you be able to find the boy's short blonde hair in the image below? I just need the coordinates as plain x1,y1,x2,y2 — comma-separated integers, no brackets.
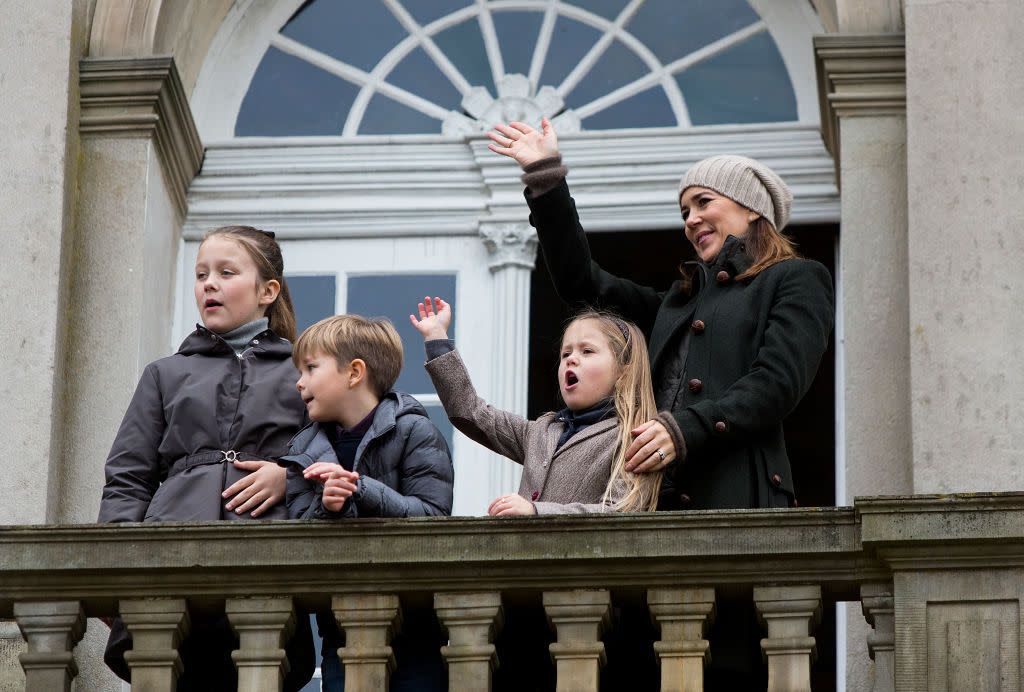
294,315,404,397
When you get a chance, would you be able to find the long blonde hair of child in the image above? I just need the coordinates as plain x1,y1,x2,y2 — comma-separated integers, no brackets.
569,311,662,512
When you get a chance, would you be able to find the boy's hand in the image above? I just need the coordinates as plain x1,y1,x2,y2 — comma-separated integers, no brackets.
486,118,560,169
223,460,286,517
303,462,359,485
323,472,360,512
409,296,452,341
487,493,537,517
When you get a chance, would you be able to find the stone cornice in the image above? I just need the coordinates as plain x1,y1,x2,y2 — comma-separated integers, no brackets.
814,33,906,160
80,56,204,217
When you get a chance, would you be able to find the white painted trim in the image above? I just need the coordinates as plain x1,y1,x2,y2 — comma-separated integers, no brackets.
527,1,558,92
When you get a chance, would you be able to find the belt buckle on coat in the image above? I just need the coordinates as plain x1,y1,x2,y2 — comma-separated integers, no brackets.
220,450,239,463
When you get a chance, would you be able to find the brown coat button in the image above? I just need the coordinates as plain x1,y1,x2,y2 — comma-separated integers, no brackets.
679,494,692,505
687,378,703,393
771,473,782,487
714,421,727,433
691,319,706,334
716,270,730,284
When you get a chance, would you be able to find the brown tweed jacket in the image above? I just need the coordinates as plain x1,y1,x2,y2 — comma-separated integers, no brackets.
425,348,624,515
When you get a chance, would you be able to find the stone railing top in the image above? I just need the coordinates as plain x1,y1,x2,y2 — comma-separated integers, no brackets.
3,494,1023,616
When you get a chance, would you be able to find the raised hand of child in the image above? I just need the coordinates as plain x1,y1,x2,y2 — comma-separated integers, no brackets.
487,493,537,517
223,459,287,517
322,470,360,512
486,118,560,169
409,296,452,341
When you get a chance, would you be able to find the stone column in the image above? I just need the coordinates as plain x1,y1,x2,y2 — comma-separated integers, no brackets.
860,583,895,692
479,221,538,498
902,0,1024,494
13,602,86,692
435,592,504,692
753,585,821,692
815,32,909,692
226,597,296,692
543,589,611,692
60,56,203,525
119,597,191,692
647,588,715,692
333,593,402,691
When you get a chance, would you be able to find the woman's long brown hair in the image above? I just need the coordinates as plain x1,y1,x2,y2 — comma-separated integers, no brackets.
678,217,800,292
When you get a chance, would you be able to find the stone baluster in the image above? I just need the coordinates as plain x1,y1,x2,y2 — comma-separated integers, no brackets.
333,594,402,691
753,585,821,692
13,601,86,692
860,583,895,692
543,589,611,692
226,597,295,692
119,597,190,692
435,592,504,692
648,588,715,692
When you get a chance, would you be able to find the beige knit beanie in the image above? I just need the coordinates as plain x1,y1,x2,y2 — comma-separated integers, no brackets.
678,155,792,230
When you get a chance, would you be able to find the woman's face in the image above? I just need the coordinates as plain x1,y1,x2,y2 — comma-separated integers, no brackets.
194,236,277,334
680,186,759,263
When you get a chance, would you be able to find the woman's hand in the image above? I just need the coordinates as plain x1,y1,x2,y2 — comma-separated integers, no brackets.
624,421,676,473
223,459,287,517
409,296,452,341
487,493,537,517
487,118,560,169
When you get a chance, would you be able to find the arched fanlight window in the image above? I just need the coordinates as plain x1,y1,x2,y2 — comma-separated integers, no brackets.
235,0,798,137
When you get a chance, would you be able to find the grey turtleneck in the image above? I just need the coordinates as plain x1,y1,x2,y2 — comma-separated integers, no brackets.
218,317,270,355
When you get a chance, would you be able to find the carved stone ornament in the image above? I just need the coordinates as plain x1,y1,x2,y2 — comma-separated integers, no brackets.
479,222,539,271
444,74,581,136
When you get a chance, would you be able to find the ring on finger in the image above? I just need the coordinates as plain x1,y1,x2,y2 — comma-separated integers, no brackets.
656,448,666,461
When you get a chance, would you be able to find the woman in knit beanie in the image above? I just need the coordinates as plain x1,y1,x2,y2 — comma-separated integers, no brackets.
487,118,834,513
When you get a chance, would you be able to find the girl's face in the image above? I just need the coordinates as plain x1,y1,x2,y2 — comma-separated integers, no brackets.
558,318,619,412
194,236,278,334
680,186,759,263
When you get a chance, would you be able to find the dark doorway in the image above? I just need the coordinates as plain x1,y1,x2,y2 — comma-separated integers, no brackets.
527,223,837,509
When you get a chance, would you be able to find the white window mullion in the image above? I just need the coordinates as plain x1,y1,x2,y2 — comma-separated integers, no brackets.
661,21,768,77
556,0,645,98
383,0,474,95
475,0,506,91
527,0,559,92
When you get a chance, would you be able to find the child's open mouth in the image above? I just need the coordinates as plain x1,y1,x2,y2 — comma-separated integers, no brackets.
564,371,579,390
204,298,223,310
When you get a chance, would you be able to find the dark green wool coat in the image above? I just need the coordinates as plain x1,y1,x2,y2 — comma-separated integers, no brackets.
526,180,834,510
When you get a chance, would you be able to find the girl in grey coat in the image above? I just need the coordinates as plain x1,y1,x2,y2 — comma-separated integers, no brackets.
98,226,314,691
411,297,665,515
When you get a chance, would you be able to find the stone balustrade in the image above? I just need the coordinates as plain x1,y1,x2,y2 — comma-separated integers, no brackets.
2,493,1023,690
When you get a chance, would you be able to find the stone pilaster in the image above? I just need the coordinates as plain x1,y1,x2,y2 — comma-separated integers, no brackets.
226,597,295,692
435,592,504,692
333,593,402,691
13,602,86,692
478,221,538,498
647,588,715,692
753,585,821,692
543,589,611,692
860,583,895,692
119,598,190,692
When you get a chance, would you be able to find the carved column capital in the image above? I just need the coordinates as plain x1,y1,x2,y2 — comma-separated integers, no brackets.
80,56,204,217
814,33,906,160
479,222,538,272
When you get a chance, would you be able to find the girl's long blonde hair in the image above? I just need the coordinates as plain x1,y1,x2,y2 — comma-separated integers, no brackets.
565,311,662,512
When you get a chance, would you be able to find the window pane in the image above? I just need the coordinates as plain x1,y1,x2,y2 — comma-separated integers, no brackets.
624,0,761,65
286,275,337,333
493,10,544,77
403,0,472,27
563,40,647,109
358,93,443,135
281,0,407,73
236,47,356,136
346,274,457,393
582,85,675,129
424,404,455,454
433,19,496,97
385,46,463,110
564,0,629,21
538,16,601,89
675,31,797,125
